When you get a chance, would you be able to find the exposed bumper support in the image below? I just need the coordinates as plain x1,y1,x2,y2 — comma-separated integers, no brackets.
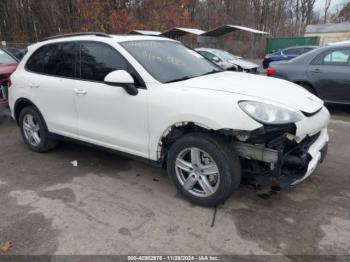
233,142,279,164
235,127,329,187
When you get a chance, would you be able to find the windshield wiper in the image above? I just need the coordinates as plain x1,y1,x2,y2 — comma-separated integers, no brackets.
164,70,222,84
200,69,223,76
164,76,192,84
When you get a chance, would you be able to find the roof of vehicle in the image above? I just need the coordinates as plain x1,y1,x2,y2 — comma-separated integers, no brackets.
283,45,319,50
28,33,177,51
111,34,175,42
196,48,221,52
40,32,175,43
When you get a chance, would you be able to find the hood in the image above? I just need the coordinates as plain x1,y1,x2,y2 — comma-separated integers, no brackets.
228,59,258,69
178,71,323,114
0,63,17,76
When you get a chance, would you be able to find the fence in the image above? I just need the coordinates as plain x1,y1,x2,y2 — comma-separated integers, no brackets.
266,36,320,53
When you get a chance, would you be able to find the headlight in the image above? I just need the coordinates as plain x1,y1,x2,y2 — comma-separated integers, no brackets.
239,101,302,124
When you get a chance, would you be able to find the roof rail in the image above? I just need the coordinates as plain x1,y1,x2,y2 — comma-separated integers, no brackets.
40,32,112,42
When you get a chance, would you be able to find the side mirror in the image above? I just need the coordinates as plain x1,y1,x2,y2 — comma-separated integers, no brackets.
212,56,221,62
104,70,138,96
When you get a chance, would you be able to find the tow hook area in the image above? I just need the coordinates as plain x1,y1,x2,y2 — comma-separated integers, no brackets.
232,124,321,188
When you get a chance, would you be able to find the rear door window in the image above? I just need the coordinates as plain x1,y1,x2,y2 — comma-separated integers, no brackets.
26,42,79,78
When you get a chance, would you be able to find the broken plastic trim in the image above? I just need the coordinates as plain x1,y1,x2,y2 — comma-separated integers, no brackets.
240,132,321,188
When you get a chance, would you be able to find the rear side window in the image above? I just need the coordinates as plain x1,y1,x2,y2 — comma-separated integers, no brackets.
312,48,350,66
324,49,350,65
80,42,127,82
26,42,79,78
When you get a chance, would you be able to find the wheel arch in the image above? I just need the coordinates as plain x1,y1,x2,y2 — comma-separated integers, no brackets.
14,98,43,125
155,121,231,168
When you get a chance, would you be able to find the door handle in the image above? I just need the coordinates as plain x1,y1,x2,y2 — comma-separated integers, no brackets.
29,83,39,88
310,69,321,73
74,89,87,95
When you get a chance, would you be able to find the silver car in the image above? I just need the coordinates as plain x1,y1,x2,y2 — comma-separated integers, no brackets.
196,48,259,73
267,44,350,104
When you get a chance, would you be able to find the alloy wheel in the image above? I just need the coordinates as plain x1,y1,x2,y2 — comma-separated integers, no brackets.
175,147,220,197
22,114,41,147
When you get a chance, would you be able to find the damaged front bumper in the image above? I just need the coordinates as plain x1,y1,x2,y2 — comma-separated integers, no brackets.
232,106,330,187
291,128,328,185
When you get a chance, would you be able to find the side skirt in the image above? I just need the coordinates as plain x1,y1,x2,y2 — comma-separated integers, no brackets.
48,132,163,169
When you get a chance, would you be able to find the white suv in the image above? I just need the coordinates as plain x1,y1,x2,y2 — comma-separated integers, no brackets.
9,33,330,206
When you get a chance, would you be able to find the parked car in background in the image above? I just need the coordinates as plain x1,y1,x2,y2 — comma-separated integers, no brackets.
0,48,18,104
266,44,350,104
4,47,27,60
9,33,329,207
263,46,319,69
196,48,259,73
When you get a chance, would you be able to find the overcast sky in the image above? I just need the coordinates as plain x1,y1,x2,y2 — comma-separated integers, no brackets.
314,0,349,11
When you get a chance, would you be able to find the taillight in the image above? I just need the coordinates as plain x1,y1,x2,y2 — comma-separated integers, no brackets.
266,68,276,76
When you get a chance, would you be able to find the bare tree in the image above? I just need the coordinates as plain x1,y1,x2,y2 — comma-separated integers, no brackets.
324,0,332,23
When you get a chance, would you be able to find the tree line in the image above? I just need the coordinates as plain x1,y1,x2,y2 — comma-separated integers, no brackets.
0,0,349,55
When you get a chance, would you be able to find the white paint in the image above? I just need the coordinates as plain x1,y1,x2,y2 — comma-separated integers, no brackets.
10,34,329,162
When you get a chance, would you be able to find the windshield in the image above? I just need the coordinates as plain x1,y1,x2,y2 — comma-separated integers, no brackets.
0,49,16,64
120,40,222,83
210,49,241,61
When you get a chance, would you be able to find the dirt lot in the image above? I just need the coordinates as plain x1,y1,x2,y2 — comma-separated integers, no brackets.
0,105,350,256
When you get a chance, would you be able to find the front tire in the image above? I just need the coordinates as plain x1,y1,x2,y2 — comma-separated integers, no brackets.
19,106,57,152
167,133,241,207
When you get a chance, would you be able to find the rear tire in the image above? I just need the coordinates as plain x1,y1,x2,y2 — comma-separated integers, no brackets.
19,106,57,152
167,133,241,207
